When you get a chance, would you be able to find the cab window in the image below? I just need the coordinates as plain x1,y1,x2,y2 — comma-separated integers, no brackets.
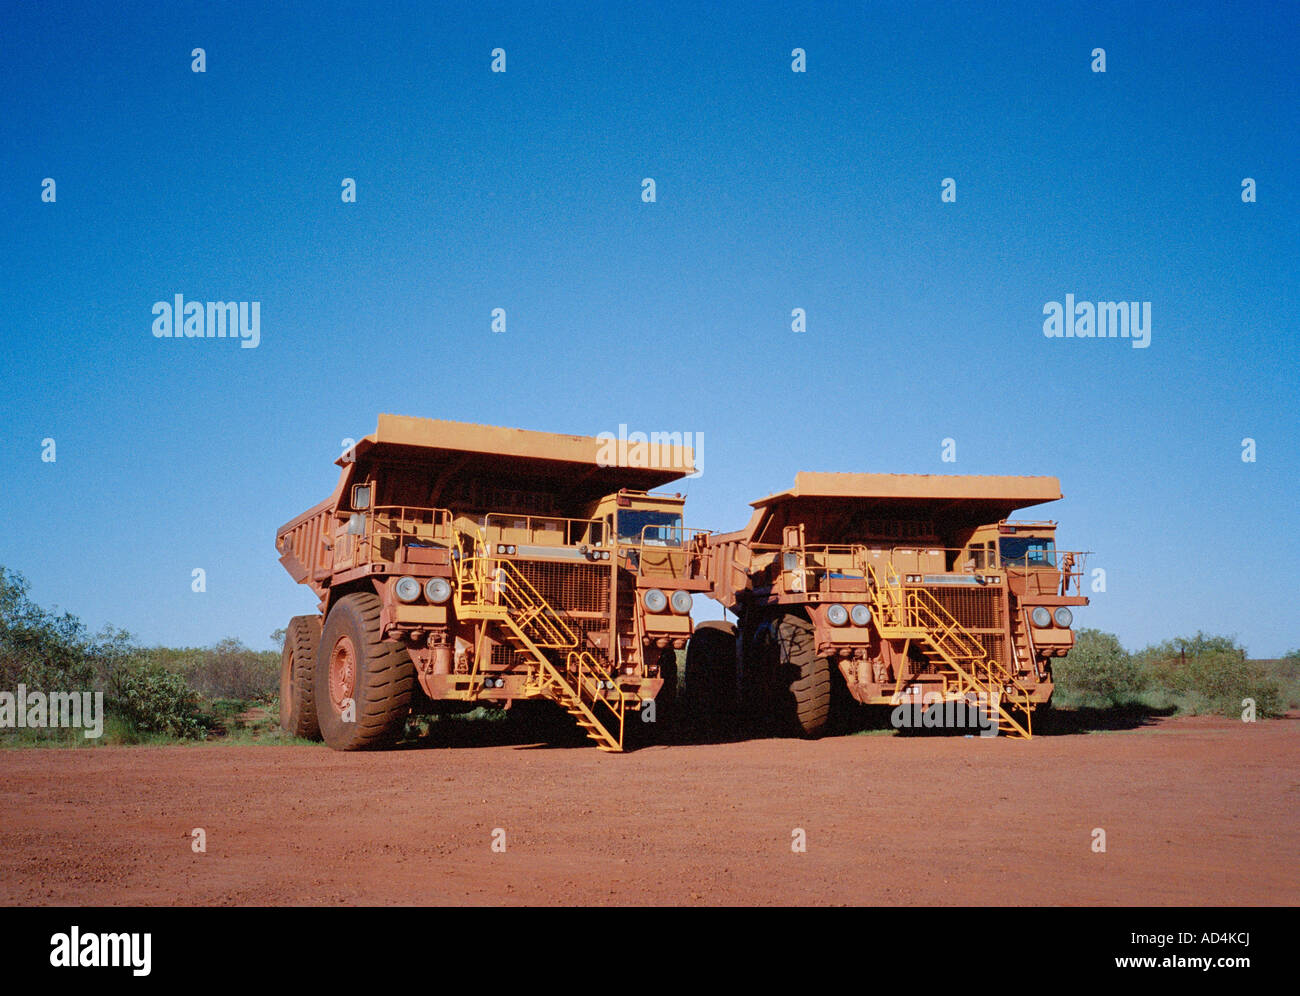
616,510,683,545
999,536,1056,568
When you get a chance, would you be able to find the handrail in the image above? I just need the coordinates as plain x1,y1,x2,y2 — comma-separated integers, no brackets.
1001,550,1091,596
354,505,454,563
631,524,711,579
774,543,872,594
483,512,607,548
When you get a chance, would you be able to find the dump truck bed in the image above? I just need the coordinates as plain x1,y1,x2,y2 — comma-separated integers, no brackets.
703,472,1063,606
275,414,697,597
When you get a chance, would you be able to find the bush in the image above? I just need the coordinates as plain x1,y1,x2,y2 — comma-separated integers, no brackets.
1137,633,1282,717
109,664,210,739
0,567,139,697
1054,628,1147,706
180,638,279,701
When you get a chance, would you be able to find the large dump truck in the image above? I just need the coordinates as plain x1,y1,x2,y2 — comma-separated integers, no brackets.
275,415,707,751
698,473,1089,739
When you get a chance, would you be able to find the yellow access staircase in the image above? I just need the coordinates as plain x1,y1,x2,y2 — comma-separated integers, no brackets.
453,535,634,751
866,562,1036,739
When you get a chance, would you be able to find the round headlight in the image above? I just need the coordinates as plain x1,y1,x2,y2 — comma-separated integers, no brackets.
1053,606,1073,628
1031,606,1052,628
669,590,692,614
424,577,451,604
850,604,872,627
826,604,849,627
394,576,421,603
643,589,668,613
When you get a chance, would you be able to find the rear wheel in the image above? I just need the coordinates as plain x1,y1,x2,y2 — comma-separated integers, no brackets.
315,592,416,750
773,612,831,738
279,615,322,739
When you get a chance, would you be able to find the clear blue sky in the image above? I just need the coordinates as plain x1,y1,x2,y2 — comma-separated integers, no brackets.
2,1,1296,656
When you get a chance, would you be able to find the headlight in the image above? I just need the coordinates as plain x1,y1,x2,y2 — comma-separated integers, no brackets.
850,604,872,627
394,576,421,603
424,577,451,604
1030,606,1052,628
826,604,849,626
669,590,692,614
1054,606,1073,628
643,589,668,613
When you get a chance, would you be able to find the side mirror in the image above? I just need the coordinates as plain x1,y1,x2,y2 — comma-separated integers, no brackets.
346,513,366,536
352,484,372,510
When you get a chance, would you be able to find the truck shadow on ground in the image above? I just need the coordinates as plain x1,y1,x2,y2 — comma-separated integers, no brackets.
840,702,1179,738
1030,703,1179,735
395,702,593,750
667,702,1181,744
392,701,1181,751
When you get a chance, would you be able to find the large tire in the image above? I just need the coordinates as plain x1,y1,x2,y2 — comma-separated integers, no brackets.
315,592,416,751
773,612,831,738
280,615,322,739
683,620,738,731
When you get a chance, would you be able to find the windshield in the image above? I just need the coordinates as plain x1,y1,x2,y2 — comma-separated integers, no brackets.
617,509,683,545
1000,536,1056,568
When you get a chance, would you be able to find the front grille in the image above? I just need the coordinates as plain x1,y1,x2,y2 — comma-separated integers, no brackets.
925,586,1009,667
515,559,611,658
926,587,1002,630
515,560,609,614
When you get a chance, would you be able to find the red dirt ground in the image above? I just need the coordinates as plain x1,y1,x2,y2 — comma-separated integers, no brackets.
2,714,1296,906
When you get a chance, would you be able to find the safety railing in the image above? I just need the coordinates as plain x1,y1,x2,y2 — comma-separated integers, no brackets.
483,513,607,550
746,542,872,594
1001,550,1090,596
630,524,712,579
363,505,454,563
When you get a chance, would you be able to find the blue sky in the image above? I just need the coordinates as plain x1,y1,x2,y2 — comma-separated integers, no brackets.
1,1,1296,656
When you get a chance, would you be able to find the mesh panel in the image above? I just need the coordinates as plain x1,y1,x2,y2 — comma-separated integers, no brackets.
515,561,609,614
976,633,1007,667
925,587,1009,667
927,588,1002,631
491,644,523,670
514,560,612,663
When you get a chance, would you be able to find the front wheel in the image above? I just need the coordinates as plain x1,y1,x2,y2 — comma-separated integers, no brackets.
314,592,416,751
774,612,831,738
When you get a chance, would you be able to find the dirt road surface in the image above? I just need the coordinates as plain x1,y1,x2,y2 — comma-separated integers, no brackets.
2,715,1295,906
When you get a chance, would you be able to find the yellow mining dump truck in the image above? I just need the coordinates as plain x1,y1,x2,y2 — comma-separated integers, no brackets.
275,415,708,751
698,473,1089,739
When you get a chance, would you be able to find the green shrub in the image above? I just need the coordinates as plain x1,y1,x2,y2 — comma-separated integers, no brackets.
1137,633,1282,717
109,664,210,739
1054,628,1147,706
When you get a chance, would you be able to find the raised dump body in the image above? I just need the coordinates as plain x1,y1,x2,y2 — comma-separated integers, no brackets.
276,414,708,751
701,472,1089,739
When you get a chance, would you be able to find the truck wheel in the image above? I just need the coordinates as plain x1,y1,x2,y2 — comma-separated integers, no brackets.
315,592,416,751
774,612,831,738
280,615,322,739
683,620,738,731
